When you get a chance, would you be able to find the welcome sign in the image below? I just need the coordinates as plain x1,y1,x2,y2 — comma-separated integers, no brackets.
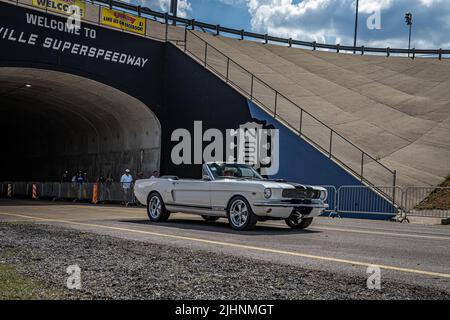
0,4,152,69
32,0,86,17
100,8,146,36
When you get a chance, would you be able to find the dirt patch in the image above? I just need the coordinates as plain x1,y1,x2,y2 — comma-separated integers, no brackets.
415,175,450,210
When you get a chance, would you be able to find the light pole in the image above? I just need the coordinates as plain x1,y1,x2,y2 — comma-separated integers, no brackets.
405,12,413,57
170,0,178,26
353,0,359,53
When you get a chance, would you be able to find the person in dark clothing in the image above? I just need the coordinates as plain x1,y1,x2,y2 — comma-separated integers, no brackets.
96,175,105,203
104,172,114,202
75,172,84,184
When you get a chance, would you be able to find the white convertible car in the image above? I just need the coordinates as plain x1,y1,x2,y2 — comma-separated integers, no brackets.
134,162,328,231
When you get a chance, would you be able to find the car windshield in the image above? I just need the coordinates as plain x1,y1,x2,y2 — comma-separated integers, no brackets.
207,163,264,180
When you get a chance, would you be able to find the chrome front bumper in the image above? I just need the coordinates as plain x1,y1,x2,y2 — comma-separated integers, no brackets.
252,200,328,218
253,201,328,209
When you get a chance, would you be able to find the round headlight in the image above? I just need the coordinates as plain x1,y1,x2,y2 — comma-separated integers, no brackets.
320,190,327,201
264,188,272,199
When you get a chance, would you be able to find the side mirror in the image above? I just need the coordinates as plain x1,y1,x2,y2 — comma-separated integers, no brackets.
202,175,211,181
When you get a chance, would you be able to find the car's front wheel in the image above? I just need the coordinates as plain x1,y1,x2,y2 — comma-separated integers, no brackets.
227,196,258,231
285,212,313,229
147,192,170,222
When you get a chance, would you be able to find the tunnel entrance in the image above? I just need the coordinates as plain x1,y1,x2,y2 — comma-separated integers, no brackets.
0,67,161,182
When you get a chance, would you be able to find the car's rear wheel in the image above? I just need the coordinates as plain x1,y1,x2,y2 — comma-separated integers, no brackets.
285,212,313,229
227,196,258,231
147,192,170,222
201,215,220,222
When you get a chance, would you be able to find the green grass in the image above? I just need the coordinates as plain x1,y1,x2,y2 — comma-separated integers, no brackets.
0,264,64,300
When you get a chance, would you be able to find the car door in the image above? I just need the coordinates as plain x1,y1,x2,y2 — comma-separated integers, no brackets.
171,179,211,208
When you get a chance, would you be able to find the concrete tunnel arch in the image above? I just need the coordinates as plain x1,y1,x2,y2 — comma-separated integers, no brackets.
0,67,161,182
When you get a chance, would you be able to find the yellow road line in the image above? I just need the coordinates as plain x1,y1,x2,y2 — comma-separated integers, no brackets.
314,226,450,241
260,222,450,241
1,211,450,279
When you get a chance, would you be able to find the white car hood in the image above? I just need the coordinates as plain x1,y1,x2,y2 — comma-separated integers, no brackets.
219,179,324,191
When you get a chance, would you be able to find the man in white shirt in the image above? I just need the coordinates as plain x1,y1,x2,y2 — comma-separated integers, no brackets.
120,169,133,206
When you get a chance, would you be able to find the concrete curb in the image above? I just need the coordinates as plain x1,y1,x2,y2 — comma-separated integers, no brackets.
408,216,450,225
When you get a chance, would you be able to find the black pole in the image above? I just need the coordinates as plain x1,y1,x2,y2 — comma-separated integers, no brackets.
405,12,412,58
170,0,178,26
353,0,359,54
408,24,412,57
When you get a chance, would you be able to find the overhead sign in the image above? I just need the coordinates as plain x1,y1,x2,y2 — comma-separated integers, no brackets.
100,8,146,36
32,0,86,17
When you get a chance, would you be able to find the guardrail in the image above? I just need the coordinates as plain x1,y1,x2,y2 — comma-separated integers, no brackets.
182,29,397,192
9,0,447,58
336,185,402,216
2,182,449,220
89,0,449,59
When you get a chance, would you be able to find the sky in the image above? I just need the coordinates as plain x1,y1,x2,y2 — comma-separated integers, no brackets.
124,0,450,49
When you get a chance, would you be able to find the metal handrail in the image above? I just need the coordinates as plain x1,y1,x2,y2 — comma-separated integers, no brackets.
90,0,449,59
186,30,394,170
182,29,397,190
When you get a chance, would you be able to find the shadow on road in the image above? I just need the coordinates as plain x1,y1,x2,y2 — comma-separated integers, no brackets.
120,218,321,236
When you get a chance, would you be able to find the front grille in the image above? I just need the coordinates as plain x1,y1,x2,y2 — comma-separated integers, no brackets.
282,189,306,199
282,188,320,199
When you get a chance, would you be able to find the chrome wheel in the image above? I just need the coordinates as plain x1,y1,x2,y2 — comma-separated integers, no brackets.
148,195,162,219
229,199,249,228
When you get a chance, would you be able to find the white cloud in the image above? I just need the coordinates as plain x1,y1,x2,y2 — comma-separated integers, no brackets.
131,0,192,17
226,0,449,49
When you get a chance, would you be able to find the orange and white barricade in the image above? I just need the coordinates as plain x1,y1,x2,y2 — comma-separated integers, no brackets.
92,183,99,204
31,183,38,199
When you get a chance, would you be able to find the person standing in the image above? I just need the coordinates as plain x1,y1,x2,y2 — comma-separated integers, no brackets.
75,171,84,184
96,175,105,203
104,172,114,203
120,169,133,206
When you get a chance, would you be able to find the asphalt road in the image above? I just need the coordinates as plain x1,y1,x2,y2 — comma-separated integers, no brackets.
0,199,449,293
